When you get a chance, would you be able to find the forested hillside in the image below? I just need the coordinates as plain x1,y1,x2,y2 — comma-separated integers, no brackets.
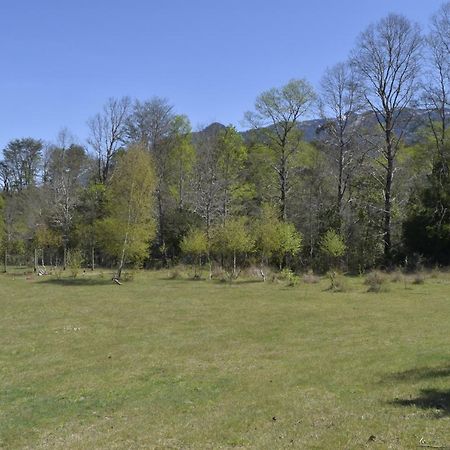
1,4,449,277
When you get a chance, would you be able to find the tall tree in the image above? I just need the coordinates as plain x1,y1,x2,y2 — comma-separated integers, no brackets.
2,138,43,191
423,1,450,175
352,14,422,261
319,62,366,230
192,124,247,232
97,145,156,280
245,79,316,220
167,115,196,211
87,97,131,183
126,97,176,259
44,141,90,268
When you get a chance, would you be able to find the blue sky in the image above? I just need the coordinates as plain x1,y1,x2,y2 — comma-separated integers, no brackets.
0,0,446,149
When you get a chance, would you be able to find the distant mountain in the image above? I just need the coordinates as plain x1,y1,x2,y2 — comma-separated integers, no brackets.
198,109,442,146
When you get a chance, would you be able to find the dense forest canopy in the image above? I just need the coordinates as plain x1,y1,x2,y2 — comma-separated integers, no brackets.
1,3,449,277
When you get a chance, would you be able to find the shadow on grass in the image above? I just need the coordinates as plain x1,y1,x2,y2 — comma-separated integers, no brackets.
386,363,450,418
391,389,450,417
385,364,450,382
39,277,112,286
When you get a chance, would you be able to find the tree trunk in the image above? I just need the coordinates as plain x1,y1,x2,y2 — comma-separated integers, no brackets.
91,246,95,271
383,128,394,263
115,232,128,280
63,241,67,270
337,137,345,232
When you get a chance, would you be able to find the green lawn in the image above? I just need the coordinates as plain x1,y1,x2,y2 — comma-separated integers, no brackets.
1,270,449,449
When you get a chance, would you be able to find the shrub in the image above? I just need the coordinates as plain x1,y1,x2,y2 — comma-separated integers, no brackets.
389,269,404,283
429,267,441,279
320,230,346,270
53,266,63,280
243,265,268,281
365,270,388,292
168,266,185,280
66,249,84,278
278,268,299,286
411,272,425,285
326,270,350,292
303,270,320,284
211,266,227,282
123,271,136,282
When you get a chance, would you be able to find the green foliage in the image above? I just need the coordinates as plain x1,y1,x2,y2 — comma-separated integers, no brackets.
320,229,346,258
181,228,209,257
254,204,302,267
97,146,157,277
33,225,62,250
66,249,84,278
181,228,209,278
277,222,302,263
403,164,450,265
95,218,152,266
167,116,196,208
211,217,254,256
320,229,346,270
279,268,300,287
211,217,254,279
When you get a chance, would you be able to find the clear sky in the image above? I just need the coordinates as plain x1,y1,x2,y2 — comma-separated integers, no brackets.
0,0,446,149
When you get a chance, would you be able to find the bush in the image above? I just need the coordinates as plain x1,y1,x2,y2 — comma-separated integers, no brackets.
211,266,227,282
411,272,425,285
303,270,320,284
66,249,84,278
123,271,136,282
168,266,185,280
365,270,388,293
326,271,350,292
243,265,268,281
53,266,63,280
320,230,346,270
389,269,404,283
279,268,300,287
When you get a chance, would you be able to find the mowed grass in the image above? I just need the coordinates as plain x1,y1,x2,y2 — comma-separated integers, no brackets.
1,270,449,449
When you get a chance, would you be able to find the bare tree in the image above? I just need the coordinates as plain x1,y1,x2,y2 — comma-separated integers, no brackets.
319,62,365,229
45,130,90,268
87,97,131,183
352,14,422,261
423,2,450,174
245,79,316,220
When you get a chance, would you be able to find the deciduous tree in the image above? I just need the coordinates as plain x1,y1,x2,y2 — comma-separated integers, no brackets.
245,79,315,220
352,14,422,261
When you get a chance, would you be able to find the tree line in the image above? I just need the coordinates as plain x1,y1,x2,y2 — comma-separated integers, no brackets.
1,4,449,278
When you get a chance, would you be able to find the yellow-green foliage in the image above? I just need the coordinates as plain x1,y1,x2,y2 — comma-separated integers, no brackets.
96,146,156,267
181,228,209,258
66,248,84,278
254,204,302,264
33,225,62,250
320,229,346,258
211,217,254,256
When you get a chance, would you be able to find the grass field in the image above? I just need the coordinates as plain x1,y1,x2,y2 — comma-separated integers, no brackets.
1,269,449,449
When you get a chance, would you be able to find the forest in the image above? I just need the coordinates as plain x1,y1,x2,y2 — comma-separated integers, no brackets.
1,3,449,279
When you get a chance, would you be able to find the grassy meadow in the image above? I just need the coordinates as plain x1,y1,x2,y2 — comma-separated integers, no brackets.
1,269,449,449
